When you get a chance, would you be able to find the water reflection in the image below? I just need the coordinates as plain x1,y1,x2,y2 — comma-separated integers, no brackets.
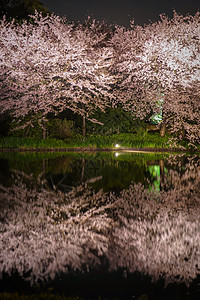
0,152,168,192
0,152,200,290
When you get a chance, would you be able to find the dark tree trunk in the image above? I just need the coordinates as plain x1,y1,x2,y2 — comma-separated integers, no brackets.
159,159,165,191
81,157,85,183
25,125,30,137
42,159,46,174
82,115,86,142
42,119,46,139
43,128,46,139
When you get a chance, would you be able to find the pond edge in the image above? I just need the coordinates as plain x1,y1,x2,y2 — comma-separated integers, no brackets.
0,147,199,153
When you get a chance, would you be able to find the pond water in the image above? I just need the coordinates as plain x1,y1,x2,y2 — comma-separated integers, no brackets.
0,151,200,299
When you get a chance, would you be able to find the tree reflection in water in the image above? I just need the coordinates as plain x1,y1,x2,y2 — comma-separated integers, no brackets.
0,156,200,287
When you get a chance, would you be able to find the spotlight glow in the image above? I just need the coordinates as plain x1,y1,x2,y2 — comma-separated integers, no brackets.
115,144,120,148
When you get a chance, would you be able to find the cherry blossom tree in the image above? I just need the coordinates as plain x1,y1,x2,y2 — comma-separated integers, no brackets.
111,12,200,143
0,13,115,138
140,12,200,142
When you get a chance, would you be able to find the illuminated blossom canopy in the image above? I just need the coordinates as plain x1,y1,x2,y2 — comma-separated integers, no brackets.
0,12,115,131
0,11,199,142
111,12,200,143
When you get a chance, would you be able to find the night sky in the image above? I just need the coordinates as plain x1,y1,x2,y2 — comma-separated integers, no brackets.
41,0,199,27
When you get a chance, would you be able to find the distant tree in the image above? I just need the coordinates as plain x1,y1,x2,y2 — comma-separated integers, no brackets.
0,13,115,138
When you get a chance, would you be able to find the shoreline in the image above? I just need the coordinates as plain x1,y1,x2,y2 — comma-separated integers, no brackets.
0,146,199,153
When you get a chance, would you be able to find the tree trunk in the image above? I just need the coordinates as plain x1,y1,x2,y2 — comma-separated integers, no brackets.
42,119,46,139
159,159,165,191
25,125,30,137
160,121,166,137
42,159,46,174
81,157,85,183
82,114,86,142
43,127,46,139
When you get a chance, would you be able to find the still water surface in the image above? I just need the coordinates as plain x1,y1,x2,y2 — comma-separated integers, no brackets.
0,151,200,298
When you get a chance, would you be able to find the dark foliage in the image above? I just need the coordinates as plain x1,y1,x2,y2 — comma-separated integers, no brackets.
0,0,49,20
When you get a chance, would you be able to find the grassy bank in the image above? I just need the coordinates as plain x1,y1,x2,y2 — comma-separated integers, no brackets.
0,293,73,300
0,132,196,151
0,293,150,300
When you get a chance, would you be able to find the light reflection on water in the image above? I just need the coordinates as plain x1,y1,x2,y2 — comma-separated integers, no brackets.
0,151,200,296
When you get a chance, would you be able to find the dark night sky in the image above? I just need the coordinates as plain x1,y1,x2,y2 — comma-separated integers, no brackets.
41,0,199,27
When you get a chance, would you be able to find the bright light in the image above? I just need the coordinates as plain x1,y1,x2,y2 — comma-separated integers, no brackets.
115,144,120,148
115,152,119,157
